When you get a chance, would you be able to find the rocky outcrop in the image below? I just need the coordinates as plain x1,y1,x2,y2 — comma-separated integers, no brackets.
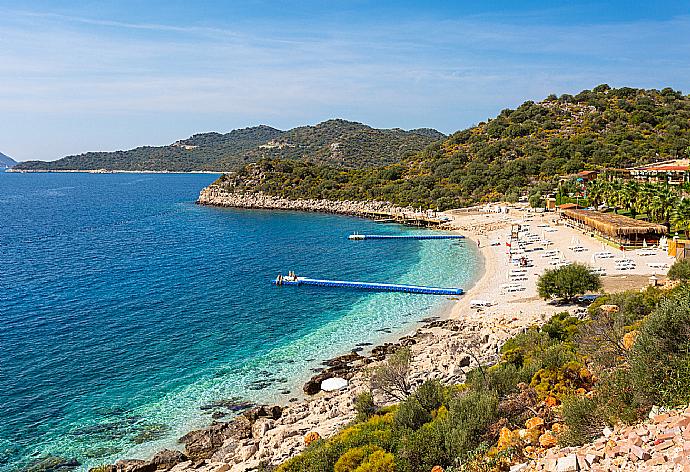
100,313,531,472
196,186,414,217
518,405,690,471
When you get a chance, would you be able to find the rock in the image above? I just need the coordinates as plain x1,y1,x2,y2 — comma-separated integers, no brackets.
539,432,558,448
321,377,348,392
304,431,321,446
252,418,275,439
113,460,156,472
556,454,579,472
167,461,192,472
303,379,321,395
178,420,251,460
243,405,283,422
510,463,528,472
150,449,187,470
26,456,81,472
238,444,258,461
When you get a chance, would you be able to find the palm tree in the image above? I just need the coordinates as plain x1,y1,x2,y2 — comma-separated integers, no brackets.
586,179,606,208
649,186,679,227
671,197,690,238
622,181,640,218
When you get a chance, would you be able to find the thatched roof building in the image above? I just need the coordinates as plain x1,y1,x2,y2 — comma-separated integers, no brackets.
561,209,667,246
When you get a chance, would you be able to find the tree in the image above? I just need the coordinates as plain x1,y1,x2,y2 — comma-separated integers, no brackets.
529,193,544,208
369,347,412,401
671,198,690,237
668,258,690,282
537,263,602,301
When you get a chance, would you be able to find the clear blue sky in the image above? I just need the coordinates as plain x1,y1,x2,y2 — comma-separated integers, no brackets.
1,1,690,161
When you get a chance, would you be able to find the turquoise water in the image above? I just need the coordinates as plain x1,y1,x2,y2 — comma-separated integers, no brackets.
0,172,481,471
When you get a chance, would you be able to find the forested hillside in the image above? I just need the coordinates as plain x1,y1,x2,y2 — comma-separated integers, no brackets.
217,86,690,209
13,121,443,172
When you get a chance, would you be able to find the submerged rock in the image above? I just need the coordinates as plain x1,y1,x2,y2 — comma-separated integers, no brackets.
24,456,80,472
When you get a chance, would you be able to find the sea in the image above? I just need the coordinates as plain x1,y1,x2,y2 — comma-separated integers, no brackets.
0,172,482,471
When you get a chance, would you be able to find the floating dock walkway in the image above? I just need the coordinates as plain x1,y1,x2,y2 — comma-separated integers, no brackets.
348,234,465,240
273,276,463,295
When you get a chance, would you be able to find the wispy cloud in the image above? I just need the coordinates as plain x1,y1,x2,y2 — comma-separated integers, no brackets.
0,6,688,160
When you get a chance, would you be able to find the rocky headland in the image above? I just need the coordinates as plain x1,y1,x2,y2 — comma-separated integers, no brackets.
196,185,415,217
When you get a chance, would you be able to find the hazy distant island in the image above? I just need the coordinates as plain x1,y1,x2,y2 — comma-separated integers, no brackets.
11,119,445,173
0,151,17,170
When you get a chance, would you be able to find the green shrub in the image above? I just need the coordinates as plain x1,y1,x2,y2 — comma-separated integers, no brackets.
394,397,432,430
542,312,581,342
355,391,378,422
467,363,535,397
593,369,641,425
445,390,499,461
500,328,553,368
530,361,590,400
397,419,449,472
668,258,690,281
630,288,690,407
333,446,385,472
558,396,604,446
413,380,445,412
355,449,395,471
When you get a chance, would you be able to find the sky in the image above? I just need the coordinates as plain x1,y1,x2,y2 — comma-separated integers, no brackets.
1,1,690,161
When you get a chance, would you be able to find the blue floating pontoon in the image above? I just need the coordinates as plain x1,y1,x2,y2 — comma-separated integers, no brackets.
348,234,464,240
273,276,463,296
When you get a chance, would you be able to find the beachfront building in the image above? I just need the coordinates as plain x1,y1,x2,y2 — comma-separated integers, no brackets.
629,159,690,185
560,208,667,247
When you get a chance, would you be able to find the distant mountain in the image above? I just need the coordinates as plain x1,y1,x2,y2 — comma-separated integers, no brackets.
0,151,16,169
13,120,445,172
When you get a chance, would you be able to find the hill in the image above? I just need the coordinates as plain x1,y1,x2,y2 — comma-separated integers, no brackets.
215,85,690,209
0,151,16,169
12,121,444,172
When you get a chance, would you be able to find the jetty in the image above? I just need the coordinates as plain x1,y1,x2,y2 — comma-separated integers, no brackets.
273,276,463,295
348,233,465,240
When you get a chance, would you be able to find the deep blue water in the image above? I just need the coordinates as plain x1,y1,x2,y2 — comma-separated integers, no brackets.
0,172,480,471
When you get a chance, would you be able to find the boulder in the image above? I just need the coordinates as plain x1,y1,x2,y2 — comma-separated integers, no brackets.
252,418,275,439
178,420,251,460
113,460,156,472
150,449,187,470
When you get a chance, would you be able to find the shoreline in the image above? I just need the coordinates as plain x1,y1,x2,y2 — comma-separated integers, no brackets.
5,169,225,174
103,190,674,472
